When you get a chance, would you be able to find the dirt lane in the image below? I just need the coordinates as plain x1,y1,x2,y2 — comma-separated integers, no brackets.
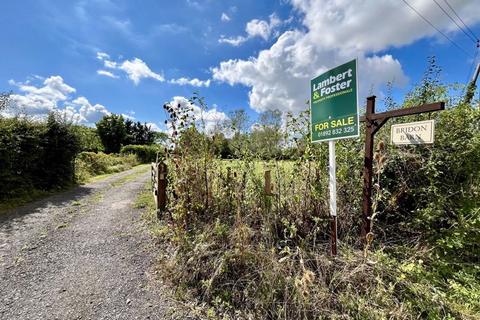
0,166,194,320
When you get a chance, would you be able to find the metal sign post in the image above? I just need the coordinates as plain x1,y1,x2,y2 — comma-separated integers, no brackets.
311,59,359,256
328,140,337,255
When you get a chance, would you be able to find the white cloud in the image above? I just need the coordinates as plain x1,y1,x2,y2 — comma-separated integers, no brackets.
213,0,480,113
218,35,248,47
219,13,282,46
116,58,164,85
96,52,210,87
169,77,211,87
7,75,110,126
221,13,231,22
246,14,281,40
96,53,164,84
72,96,110,123
121,111,136,120
9,76,76,116
146,122,162,132
104,60,118,69
96,52,110,60
97,70,119,78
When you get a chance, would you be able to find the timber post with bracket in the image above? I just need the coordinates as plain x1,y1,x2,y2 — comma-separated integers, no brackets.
359,96,445,241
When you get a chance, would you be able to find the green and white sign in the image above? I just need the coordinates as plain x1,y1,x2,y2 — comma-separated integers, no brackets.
310,59,359,142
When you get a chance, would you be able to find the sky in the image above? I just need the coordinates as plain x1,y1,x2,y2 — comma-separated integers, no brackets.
1,0,480,132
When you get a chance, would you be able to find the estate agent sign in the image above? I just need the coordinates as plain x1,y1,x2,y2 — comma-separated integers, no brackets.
391,119,435,145
310,59,359,142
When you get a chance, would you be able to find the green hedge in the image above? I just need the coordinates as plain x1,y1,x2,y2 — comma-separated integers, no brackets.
0,115,79,200
120,144,162,163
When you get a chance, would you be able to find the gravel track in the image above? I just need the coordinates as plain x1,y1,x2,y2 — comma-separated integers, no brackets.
0,166,195,320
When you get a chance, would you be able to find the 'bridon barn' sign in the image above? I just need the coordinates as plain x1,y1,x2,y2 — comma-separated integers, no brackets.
391,120,435,145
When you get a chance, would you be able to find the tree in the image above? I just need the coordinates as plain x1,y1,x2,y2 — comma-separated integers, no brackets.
41,113,80,187
124,118,134,145
211,132,232,159
124,119,155,145
249,109,283,159
0,91,11,113
70,125,103,152
153,131,169,145
96,114,127,153
228,109,250,158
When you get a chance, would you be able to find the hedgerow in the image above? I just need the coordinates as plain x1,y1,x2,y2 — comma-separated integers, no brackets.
0,114,80,201
120,144,162,163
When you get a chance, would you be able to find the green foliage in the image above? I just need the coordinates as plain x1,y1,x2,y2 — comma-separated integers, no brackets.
41,114,80,188
96,114,156,153
120,144,162,163
124,119,156,145
70,125,104,152
143,59,480,319
0,91,11,111
96,114,127,153
153,131,169,145
0,114,79,201
74,151,138,183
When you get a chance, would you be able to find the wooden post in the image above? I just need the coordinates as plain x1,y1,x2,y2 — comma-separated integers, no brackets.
361,97,376,239
360,96,445,242
264,170,272,196
157,162,167,212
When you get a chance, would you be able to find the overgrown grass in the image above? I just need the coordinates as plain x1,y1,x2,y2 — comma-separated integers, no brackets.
137,68,480,318
75,151,138,183
145,102,479,319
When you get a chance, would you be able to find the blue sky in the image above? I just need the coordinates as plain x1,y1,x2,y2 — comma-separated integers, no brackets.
1,0,479,131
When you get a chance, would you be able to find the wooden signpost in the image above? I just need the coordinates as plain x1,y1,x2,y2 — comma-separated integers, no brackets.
359,96,444,241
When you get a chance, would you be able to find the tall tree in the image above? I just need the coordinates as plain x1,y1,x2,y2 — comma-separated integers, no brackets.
96,114,127,153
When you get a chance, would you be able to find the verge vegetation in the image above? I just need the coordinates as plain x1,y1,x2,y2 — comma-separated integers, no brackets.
0,98,162,211
142,58,480,319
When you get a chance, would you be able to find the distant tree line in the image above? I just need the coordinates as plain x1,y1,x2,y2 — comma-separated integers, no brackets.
96,114,156,153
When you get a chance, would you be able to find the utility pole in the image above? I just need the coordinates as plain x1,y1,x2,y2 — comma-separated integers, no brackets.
464,63,480,105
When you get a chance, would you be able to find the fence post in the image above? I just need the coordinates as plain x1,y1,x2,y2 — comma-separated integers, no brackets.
157,162,167,212
264,170,273,196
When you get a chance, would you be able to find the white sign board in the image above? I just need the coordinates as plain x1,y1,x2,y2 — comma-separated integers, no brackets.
391,120,435,145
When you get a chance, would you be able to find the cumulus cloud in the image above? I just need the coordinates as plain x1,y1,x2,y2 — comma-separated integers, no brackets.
7,75,110,126
9,76,76,116
96,53,164,85
218,35,248,46
97,53,210,86
221,13,231,22
246,14,281,40
118,58,164,85
169,77,211,87
213,0,480,113
71,96,110,123
96,52,110,60
97,70,119,78
219,14,282,46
